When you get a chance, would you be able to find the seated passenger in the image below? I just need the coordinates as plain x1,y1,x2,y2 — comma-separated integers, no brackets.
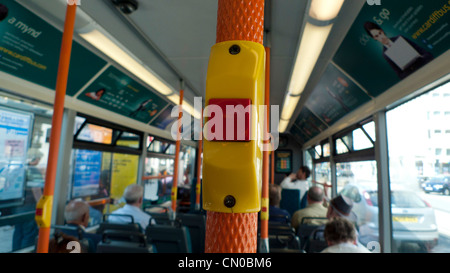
108,184,153,230
268,184,291,223
291,186,328,232
64,199,102,253
321,217,371,253
48,232,83,253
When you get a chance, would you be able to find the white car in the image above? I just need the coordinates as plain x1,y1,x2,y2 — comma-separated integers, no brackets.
340,184,439,252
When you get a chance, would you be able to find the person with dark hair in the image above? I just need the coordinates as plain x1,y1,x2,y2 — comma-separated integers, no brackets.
268,184,291,223
363,21,434,79
291,186,328,231
280,166,311,199
321,217,371,253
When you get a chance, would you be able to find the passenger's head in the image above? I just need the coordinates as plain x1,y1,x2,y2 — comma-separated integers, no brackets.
64,199,90,227
324,217,357,246
123,184,144,207
296,166,311,180
269,184,282,207
364,21,390,45
48,232,83,253
327,195,355,221
307,186,324,204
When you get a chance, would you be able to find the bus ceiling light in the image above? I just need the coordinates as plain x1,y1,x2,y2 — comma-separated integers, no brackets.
279,119,290,134
279,0,344,132
79,28,175,96
309,0,345,21
281,95,300,121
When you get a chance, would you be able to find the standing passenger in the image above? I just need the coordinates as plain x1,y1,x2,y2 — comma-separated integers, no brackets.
280,166,311,206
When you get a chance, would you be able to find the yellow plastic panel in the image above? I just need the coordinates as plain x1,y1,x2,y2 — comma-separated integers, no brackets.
203,40,265,213
35,195,53,228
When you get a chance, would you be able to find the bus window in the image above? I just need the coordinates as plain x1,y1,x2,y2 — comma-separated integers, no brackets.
387,82,450,253
0,93,52,253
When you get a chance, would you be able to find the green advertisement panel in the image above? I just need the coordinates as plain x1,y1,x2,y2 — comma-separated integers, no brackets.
79,66,169,124
150,104,176,130
305,63,372,126
0,0,106,95
334,0,450,97
292,107,328,141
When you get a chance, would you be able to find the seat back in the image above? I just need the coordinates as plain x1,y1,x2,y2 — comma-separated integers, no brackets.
296,217,327,250
178,213,206,253
96,231,150,253
146,224,192,253
280,189,302,216
97,214,142,234
304,227,328,253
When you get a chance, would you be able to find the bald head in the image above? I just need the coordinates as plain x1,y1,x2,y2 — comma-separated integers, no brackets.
123,184,144,206
64,200,90,227
307,186,324,203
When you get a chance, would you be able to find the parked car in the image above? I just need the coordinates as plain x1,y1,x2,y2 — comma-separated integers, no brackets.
339,183,438,252
422,176,450,195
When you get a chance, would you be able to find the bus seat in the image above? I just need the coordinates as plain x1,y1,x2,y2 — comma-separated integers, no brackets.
146,224,192,253
97,214,142,234
280,189,303,216
96,230,150,253
296,217,328,249
304,228,328,253
178,213,206,253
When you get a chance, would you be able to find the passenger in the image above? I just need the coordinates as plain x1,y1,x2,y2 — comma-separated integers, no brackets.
291,186,328,231
108,184,153,230
280,166,311,202
48,232,83,253
321,217,371,253
306,195,368,252
64,199,102,253
326,194,357,223
268,184,291,223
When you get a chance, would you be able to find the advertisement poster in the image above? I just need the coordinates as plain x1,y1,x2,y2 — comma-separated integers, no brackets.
0,0,106,95
72,149,102,198
305,63,372,126
109,153,139,212
149,104,177,130
79,66,169,124
292,107,328,141
0,107,32,204
334,0,450,97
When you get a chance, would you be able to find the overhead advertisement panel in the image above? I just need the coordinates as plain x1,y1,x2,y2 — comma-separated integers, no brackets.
305,63,372,126
291,107,328,142
78,66,169,124
0,0,107,95
334,0,450,97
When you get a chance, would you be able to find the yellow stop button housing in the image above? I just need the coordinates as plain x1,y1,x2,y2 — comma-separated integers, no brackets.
203,40,265,213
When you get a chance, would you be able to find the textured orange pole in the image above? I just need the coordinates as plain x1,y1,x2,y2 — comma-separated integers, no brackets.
205,0,264,253
171,89,184,212
195,112,203,210
36,3,77,253
260,46,270,245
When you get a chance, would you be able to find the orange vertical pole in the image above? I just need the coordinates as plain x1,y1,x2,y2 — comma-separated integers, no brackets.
205,0,264,253
271,139,275,185
171,86,184,212
35,3,77,253
259,45,271,253
195,112,203,211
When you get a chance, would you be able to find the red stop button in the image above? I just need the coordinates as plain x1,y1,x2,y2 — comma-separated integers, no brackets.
208,98,252,141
